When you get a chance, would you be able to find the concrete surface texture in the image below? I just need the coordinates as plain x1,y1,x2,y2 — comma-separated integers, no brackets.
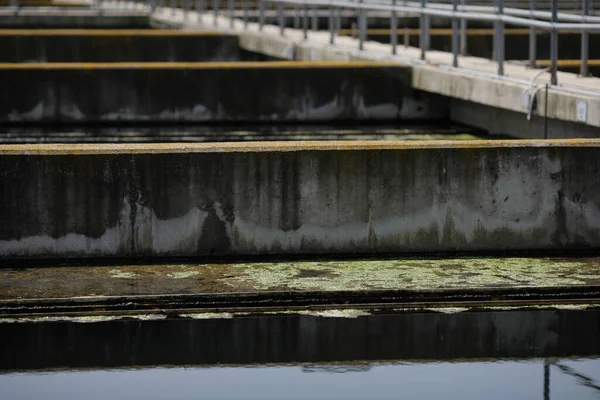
0,30,242,62
0,62,442,123
1,140,599,258
2,257,600,300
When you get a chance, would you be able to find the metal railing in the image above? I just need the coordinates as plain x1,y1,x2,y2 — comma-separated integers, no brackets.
224,0,600,84
5,0,598,85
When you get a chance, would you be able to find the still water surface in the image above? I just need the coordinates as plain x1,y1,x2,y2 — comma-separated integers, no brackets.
1,308,599,399
2,359,599,399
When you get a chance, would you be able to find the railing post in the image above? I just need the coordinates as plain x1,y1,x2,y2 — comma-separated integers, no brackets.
244,0,249,28
329,6,335,43
494,0,504,75
404,1,409,49
451,0,458,67
259,0,265,30
311,5,318,31
359,0,366,50
294,5,300,29
196,0,204,22
228,0,234,27
459,0,467,55
391,0,397,55
303,3,308,39
550,0,558,85
213,0,218,26
183,0,190,20
278,2,285,35
419,0,426,60
529,0,537,68
581,0,590,76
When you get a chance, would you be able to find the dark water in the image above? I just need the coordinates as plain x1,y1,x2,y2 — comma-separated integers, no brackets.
0,123,490,143
1,308,600,398
2,359,600,399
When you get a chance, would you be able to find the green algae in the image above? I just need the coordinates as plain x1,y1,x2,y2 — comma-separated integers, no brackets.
168,271,201,279
108,269,137,279
219,257,600,292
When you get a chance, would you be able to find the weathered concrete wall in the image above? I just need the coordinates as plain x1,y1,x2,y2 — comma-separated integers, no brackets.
0,62,443,123
1,141,600,259
0,30,241,62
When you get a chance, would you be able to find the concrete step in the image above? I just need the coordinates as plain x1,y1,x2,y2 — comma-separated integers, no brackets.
0,139,598,259
0,61,441,123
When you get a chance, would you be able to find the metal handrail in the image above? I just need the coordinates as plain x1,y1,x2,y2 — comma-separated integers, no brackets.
242,0,599,84
6,0,595,85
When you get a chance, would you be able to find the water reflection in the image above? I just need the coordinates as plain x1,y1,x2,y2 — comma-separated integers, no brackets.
1,308,600,371
1,359,600,400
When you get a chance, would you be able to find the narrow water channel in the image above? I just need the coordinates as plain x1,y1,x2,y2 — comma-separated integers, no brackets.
1,308,599,399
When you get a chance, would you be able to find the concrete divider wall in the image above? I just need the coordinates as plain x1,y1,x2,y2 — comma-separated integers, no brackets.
1,141,599,259
0,63,441,123
0,31,241,63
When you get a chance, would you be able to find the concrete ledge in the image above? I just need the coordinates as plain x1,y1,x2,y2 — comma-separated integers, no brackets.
1,140,600,258
0,62,441,123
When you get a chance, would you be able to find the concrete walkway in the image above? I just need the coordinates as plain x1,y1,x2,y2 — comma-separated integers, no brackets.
2,256,600,318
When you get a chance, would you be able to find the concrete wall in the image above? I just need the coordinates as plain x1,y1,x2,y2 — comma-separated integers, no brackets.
0,31,241,62
1,141,599,259
0,63,442,123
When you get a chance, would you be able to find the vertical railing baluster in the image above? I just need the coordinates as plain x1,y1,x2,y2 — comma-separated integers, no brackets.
495,0,504,75
404,1,409,49
244,0,249,28
419,0,426,59
278,2,285,35
451,0,458,67
581,0,590,76
391,0,398,54
303,3,308,39
460,0,467,55
213,0,218,26
359,0,366,50
196,0,204,22
550,0,558,85
529,0,537,68
311,5,318,31
329,6,335,43
228,0,234,27
294,4,300,29
259,0,265,30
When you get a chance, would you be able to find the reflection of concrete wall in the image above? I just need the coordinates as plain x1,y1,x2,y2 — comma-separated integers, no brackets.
1,142,599,258
0,64,441,123
0,33,241,63
0,14,151,29
1,309,599,370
